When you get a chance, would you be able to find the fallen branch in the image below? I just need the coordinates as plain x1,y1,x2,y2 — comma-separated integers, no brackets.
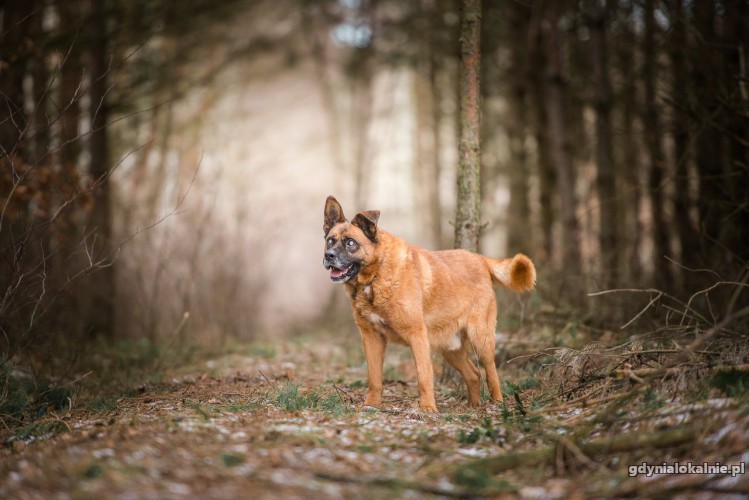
453,426,697,482
611,364,749,380
315,470,513,497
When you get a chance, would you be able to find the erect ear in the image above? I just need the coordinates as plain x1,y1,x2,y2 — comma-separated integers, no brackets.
324,196,346,235
352,210,380,242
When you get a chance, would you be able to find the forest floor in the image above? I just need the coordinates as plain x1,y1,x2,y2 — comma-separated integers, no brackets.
2,323,749,499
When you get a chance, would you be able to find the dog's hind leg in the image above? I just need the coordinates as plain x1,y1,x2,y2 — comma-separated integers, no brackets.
469,313,503,403
441,342,481,406
477,340,503,403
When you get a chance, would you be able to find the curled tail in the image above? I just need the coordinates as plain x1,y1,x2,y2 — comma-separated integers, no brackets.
485,253,536,293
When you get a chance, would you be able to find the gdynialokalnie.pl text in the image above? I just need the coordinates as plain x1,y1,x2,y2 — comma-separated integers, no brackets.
629,462,745,477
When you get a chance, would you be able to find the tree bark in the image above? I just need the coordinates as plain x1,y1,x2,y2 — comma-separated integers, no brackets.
454,0,482,252
506,1,532,256
644,0,671,288
543,1,584,301
668,0,696,276
86,0,115,338
588,0,618,288
528,7,555,264
0,0,34,162
691,0,723,266
616,2,642,284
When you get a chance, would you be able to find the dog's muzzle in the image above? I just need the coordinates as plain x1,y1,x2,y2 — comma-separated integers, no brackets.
324,251,360,283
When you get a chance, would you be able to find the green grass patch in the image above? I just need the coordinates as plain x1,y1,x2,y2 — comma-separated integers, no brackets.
226,402,260,412
273,382,349,415
186,401,213,421
0,358,29,418
348,379,367,389
453,466,516,493
457,417,501,445
83,463,104,479
711,368,749,397
6,420,69,444
221,453,245,467
86,395,120,413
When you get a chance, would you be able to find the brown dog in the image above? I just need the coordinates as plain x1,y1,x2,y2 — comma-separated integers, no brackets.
323,196,536,412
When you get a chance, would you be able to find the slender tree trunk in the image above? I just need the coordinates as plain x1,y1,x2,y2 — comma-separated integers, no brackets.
86,0,115,338
528,8,555,264
668,0,697,281
543,1,584,301
616,3,642,284
643,0,671,288
0,0,34,162
428,50,444,247
719,0,749,264
588,0,618,288
506,1,531,255
413,0,441,247
691,0,724,265
455,0,482,252
29,10,48,165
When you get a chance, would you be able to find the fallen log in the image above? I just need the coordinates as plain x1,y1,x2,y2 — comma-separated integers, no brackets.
453,426,697,484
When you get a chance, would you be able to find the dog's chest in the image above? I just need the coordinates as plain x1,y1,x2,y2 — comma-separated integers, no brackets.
352,284,409,345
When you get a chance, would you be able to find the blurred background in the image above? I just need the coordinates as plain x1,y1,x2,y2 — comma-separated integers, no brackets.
1,0,747,356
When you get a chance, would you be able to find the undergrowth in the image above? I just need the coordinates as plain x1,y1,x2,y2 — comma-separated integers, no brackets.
274,381,350,416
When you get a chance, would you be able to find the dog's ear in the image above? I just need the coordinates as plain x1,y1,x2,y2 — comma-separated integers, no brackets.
324,196,346,235
352,210,380,242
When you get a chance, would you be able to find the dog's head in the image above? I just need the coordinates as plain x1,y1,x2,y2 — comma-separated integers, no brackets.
323,196,379,284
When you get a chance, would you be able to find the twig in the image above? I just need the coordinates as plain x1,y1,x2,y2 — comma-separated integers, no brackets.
621,291,662,329
258,370,279,392
332,383,354,406
531,392,623,416
685,306,749,352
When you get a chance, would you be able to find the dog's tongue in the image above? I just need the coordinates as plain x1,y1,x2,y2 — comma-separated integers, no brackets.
330,266,348,278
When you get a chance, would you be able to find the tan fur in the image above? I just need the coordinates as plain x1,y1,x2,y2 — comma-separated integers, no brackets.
323,197,536,412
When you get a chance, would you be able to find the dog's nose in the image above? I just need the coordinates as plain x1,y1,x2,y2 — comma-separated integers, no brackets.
325,250,336,261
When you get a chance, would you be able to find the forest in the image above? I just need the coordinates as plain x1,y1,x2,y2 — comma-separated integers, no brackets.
1,0,748,497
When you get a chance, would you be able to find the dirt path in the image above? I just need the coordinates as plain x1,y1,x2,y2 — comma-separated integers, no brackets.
2,341,519,498
2,336,748,498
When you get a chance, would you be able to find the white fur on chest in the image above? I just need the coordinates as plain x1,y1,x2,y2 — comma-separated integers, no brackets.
368,312,386,325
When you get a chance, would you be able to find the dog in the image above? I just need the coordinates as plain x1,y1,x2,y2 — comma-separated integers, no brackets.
322,196,536,412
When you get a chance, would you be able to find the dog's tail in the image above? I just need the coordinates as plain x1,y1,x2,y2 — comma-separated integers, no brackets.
485,253,536,293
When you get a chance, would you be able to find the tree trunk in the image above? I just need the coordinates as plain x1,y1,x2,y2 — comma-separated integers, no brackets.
454,0,482,252
691,0,735,270
0,0,34,162
616,2,642,285
413,0,442,248
643,0,671,288
543,1,584,301
668,0,696,280
718,0,749,265
506,1,532,256
428,50,444,247
86,0,115,338
588,0,618,289
528,8,555,265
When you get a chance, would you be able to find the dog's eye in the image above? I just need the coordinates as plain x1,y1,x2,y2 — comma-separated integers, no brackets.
326,237,335,247
345,238,358,250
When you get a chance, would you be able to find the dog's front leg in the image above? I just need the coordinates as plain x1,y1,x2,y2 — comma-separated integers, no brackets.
358,324,386,407
409,330,437,412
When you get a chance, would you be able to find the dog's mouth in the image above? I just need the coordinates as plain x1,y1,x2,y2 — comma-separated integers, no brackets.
328,263,360,283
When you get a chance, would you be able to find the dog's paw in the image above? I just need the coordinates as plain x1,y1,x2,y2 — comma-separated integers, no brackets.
364,396,382,407
419,402,438,413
